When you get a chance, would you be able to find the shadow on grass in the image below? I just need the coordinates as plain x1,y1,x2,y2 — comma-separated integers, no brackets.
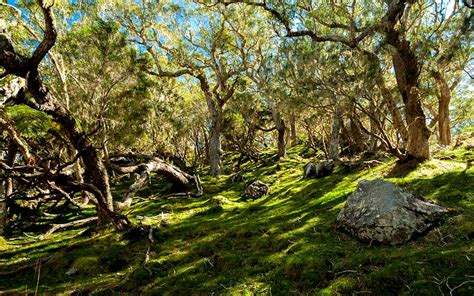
1,151,473,295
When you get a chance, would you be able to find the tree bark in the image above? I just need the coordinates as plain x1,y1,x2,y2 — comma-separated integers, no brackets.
349,115,366,153
432,71,452,146
208,104,223,177
271,103,286,159
0,180,5,235
389,33,430,160
289,112,297,146
363,50,409,146
329,106,342,160
277,125,286,159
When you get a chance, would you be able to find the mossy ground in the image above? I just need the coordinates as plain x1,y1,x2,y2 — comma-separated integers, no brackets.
0,145,473,295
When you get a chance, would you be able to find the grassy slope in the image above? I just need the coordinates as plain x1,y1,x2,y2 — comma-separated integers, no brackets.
0,146,473,295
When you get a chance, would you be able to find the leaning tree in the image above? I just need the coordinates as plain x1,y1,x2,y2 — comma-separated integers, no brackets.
0,0,131,229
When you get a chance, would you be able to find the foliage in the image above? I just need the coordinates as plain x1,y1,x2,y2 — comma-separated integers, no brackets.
6,105,56,138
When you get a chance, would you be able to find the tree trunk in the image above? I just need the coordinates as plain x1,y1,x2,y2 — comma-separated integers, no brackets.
368,100,378,153
277,125,286,159
289,112,297,146
208,104,223,177
433,71,452,146
1,141,17,234
271,103,286,159
0,180,5,235
14,72,127,229
403,88,430,160
111,156,194,190
389,34,430,160
364,50,409,146
329,106,342,160
349,116,366,153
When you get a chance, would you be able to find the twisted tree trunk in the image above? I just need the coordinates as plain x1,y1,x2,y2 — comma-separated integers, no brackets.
0,2,128,229
389,32,431,161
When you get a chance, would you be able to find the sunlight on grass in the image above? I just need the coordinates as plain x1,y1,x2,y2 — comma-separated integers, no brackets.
1,145,473,295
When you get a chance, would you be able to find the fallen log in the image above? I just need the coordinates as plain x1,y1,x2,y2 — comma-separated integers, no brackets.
110,156,203,210
110,157,194,189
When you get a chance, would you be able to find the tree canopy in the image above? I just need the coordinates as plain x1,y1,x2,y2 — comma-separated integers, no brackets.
0,0,473,294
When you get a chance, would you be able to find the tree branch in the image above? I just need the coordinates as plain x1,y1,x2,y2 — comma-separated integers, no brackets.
29,0,57,68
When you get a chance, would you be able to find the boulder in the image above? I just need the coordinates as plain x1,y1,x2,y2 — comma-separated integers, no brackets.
244,180,269,199
337,179,449,245
454,131,474,149
303,160,334,178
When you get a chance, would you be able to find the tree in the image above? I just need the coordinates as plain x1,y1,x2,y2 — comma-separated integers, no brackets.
0,0,129,229
115,0,269,176
426,2,472,146
222,0,472,161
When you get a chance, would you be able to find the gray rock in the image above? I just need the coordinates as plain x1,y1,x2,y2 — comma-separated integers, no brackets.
303,160,334,178
244,180,269,199
337,179,449,245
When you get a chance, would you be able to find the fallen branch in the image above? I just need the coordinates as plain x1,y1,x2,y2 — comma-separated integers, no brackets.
114,158,202,209
110,156,194,188
143,227,154,276
42,216,99,239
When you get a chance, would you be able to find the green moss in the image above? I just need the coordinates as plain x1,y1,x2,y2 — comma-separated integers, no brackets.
72,256,101,275
1,145,473,295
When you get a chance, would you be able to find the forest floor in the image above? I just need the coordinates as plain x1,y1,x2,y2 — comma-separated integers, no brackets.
0,145,473,295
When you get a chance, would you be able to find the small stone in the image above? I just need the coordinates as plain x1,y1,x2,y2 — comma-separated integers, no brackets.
303,160,334,178
65,266,77,276
244,180,269,199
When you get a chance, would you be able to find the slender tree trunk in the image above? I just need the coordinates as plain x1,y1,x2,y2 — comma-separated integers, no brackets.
271,103,286,159
277,126,286,159
208,105,223,177
433,71,452,146
1,141,17,233
364,50,409,146
329,106,342,160
289,112,297,146
0,180,5,235
368,100,378,153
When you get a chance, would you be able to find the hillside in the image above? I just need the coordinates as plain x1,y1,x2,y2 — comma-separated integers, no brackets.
1,146,473,295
